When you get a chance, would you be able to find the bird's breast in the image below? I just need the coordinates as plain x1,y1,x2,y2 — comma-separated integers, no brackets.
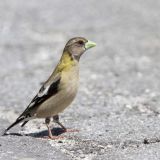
60,65,79,101
36,65,79,118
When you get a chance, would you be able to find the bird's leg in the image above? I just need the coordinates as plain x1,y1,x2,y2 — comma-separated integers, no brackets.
53,115,66,130
45,117,64,139
53,115,79,133
45,117,53,138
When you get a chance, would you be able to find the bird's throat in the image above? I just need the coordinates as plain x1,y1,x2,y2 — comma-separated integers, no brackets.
57,51,78,72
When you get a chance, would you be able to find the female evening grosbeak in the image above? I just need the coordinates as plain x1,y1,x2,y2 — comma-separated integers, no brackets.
4,37,96,139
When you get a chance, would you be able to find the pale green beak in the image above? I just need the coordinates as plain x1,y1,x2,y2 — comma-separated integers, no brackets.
85,40,96,50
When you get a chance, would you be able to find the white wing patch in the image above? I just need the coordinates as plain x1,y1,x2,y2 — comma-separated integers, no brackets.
27,85,50,109
29,101,35,107
38,85,50,97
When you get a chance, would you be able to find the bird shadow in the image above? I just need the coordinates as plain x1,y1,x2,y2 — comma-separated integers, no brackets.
3,127,65,138
28,127,65,138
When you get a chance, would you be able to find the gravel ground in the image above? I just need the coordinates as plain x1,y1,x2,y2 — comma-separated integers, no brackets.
1,0,160,159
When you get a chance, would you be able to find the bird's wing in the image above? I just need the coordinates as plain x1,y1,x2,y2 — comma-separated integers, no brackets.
25,73,61,114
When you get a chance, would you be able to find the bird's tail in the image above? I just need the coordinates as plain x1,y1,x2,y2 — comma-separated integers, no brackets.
3,116,25,135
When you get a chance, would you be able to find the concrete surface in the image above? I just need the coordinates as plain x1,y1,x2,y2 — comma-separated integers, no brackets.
1,0,160,159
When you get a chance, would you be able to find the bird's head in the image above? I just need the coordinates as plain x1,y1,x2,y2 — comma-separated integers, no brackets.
64,37,96,60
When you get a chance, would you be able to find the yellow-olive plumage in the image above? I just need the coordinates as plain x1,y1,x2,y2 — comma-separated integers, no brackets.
4,37,96,139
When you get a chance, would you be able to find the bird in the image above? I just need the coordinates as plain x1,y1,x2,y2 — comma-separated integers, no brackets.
3,37,96,139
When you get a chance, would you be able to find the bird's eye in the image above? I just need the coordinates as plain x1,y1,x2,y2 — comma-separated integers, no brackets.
78,40,84,45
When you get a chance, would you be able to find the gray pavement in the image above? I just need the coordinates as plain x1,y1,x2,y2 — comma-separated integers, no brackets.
1,0,160,159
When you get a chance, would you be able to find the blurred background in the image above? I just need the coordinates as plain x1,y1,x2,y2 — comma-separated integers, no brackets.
1,0,160,159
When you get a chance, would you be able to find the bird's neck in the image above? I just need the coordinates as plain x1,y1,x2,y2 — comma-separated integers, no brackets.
57,51,78,72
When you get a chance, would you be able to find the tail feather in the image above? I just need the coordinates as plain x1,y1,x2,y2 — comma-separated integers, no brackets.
3,116,25,135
